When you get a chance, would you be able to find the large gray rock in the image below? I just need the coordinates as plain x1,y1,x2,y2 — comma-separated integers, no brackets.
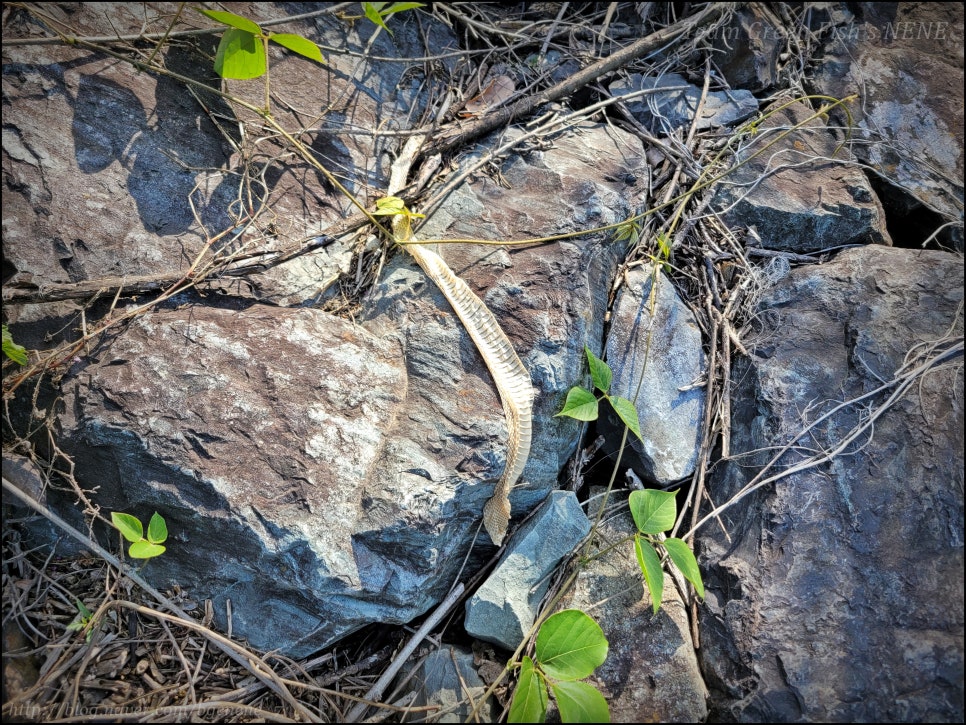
601,265,705,485
810,2,964,245
700,246,964,721
711,100,891,253
55,305,414,656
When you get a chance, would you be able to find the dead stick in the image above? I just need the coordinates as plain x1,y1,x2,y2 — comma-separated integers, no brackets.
344,582,466,722
425,4,728,156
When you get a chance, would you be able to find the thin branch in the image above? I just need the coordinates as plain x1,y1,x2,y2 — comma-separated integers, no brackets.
423,4,729,156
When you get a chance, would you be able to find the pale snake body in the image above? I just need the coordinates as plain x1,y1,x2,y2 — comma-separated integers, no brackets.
393,216,534,545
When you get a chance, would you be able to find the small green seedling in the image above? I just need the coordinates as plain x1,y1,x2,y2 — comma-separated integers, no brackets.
509,609,610,723
361,2,425,36
556,346,642,442
373,195,425,221
630,488,704,613
111,511,168,559
66,598,97,643
198,9,324,80
374,195,425,241
556,348,704,612
2,324,28,366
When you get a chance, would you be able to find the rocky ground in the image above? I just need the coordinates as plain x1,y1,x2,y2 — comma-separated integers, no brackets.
3,3,963,722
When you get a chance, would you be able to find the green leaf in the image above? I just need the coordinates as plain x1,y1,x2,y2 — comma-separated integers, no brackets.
556,387,598,421
198,9,262,35
362,2,392,34
607,396,642,441
2,325,28,365
550,680,610,723
214,28,266,79
535,610,608,681
613,220,636,243
383,2,425,15
373,196,407,215
509,656,548,724
147,512,168,545
628,489,677,534
75,599,92,619
270,33,325,64
656,231,671,261
129,541,166,559
584,346,611,393
111,512,143,544
663,537,705,599
635,536,664,614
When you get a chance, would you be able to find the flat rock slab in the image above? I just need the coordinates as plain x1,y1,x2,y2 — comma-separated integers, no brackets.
711,100,891,253
601,265,705,484
610,72,759,132
464,491,590,651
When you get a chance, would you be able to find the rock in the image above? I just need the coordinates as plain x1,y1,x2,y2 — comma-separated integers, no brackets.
600,265,705,485
0,3,460,309
810,2,964,246
464,491,591,651
711,99,891,253
55,304,414,657
557,488,708,722
610,72,759,133
699,246,964,722
2,41,233,295
709,5,784,91
397,645,496,723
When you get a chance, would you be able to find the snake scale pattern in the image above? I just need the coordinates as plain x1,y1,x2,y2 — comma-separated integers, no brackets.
394,217,534,545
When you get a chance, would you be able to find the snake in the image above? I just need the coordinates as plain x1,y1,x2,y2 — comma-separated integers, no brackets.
392,214,534,545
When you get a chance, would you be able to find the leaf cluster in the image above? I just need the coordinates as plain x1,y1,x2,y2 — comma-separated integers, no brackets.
630,489,704,613
557,346,642,442
111,511,168,559
198,9,324,80
66,599,97,643
555,348,705,612
509,610,610,723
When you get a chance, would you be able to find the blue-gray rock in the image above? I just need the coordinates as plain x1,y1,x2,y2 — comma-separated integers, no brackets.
601,265,705,484
464,491,591,651
610,72,759,133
